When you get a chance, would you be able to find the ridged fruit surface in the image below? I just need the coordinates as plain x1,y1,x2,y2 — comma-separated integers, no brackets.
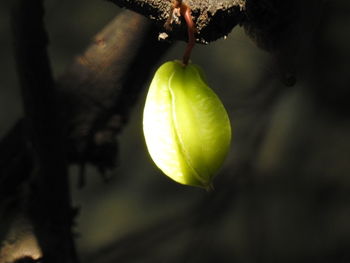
143,60,231,188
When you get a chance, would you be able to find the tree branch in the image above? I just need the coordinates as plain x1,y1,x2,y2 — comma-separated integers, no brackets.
56,10,172,171
109,0,246,43
1,10,171,257
11,0,78,261
109,0,326,66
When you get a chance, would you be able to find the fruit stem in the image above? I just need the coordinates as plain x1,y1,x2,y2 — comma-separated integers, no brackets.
179,2,196,65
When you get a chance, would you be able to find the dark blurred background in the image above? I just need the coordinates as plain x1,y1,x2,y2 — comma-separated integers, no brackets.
1,0,350,262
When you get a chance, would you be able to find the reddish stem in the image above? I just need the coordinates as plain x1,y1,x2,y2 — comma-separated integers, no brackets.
180,3,196,65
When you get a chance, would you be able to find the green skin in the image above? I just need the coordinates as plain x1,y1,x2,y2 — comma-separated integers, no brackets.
143,60,231,189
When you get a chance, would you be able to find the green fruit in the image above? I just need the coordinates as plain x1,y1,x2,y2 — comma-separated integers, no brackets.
143,60,231,189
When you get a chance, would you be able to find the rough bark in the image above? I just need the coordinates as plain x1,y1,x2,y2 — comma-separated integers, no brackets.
109,0,326,87
109,0,246,43
109,0,325,55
